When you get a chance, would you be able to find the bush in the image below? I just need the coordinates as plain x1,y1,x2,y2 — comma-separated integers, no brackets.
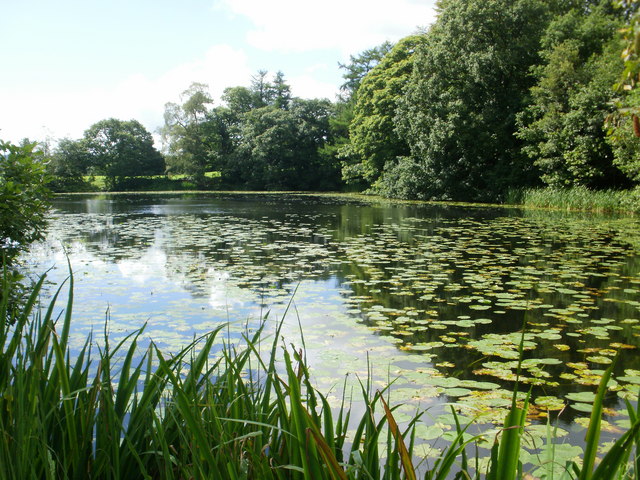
0,140,51,261
0,140,51,322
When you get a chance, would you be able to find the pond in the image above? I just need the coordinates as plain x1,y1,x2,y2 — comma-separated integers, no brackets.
25,192,640,467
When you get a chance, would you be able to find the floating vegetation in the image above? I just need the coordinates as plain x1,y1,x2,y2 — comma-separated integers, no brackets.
27,193,640,460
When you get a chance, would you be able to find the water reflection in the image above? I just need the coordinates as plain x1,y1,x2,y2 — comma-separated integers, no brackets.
29,194,640,433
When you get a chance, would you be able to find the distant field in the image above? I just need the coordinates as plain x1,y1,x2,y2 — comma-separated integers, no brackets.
81,172,221,191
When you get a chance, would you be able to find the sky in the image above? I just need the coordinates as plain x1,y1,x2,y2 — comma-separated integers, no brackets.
0,0,436,146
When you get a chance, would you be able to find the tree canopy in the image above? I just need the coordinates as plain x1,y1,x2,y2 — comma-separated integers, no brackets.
50,118,164,190
45,1,640,198
160,72,341,191
340,35,426,189
84,118,164,188
0,140,50,256
388,0,553,201
517,0,630,188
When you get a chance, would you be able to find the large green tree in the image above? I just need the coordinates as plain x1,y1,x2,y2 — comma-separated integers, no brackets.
47,137,90,190
311,42,395,191
340,35,426,189
0,140,50,257
392,0,554,201
338,42,393,101
605,0,640,183
517,1,631,188
161,83,219,180
84,118,164,189
0,139,51,321
224,98,338,190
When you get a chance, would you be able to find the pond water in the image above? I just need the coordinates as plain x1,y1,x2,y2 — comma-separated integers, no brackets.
25,192,640,467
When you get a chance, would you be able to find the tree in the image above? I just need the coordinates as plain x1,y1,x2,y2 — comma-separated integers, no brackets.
84,118,164,189
393,0,554,201
250,70,271,108
340,35,426,188
303,41,394,191
0,139,51,321
221,86,258,115
338,41,393,101
607,88,640,181
223,98,338,190
161,83,218,180
605,0,640,183
269,71,292,110
516,1,631,189
47,137,90,190
0,140,50,261
616,0,640,90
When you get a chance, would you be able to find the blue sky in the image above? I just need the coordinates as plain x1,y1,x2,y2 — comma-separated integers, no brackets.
1,0,436,145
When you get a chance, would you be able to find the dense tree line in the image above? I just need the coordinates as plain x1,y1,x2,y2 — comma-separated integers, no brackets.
48,118,164,191
342,0,640,201
161,73,341,190
48,0,640,199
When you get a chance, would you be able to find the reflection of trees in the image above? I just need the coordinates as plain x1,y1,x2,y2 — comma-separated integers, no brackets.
46,194,402,299
42,194,640,415
332,210,640,417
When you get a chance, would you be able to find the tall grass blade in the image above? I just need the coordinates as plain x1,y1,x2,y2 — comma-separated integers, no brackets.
590,418,640,480
379,393,416,480
579,359,616,480
306,426,348,480
425,407,476,480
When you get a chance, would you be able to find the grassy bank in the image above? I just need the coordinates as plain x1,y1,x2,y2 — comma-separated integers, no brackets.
50,172,222,193
2,270,639,479
508,187,640,214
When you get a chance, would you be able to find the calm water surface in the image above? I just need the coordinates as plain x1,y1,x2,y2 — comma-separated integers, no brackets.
25,193,640,466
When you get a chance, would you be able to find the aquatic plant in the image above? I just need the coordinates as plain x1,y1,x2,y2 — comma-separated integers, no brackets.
510,186,640,214
1,268,639,479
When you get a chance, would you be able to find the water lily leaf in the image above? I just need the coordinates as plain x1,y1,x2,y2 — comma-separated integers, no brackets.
565,391,596,403
534,396,565,410
571,402,594,413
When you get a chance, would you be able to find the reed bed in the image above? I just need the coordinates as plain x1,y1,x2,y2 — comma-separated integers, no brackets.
1,268,639,479
507,187,640,214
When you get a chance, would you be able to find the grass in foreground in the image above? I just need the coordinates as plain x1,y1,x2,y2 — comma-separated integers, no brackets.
1,268,639,479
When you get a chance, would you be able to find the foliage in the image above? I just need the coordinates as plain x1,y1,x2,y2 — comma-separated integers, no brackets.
607,89,640,181
50,119,164,191
249,69,292,109
3,268,640,479
0,140,50,261
338,41,393,101
83,118,165,190
340,35,426,189
331,41,397,191
393,0,552,202
159,73,341,191
0,139,51,321
161,83,219,182
32,1,640,199
511,186,640,214
46,137,91,191
224,98,339,190
517,1,631,189
607,0,640,182
616,0,640,91
317,100,356,188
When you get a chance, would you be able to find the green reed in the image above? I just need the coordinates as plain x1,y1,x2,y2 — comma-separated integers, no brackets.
0,267,638,479
506,187,640,214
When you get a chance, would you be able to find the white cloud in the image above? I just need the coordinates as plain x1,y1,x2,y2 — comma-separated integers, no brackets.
217,0,436,57
0,45,252,144
288,73,339,100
